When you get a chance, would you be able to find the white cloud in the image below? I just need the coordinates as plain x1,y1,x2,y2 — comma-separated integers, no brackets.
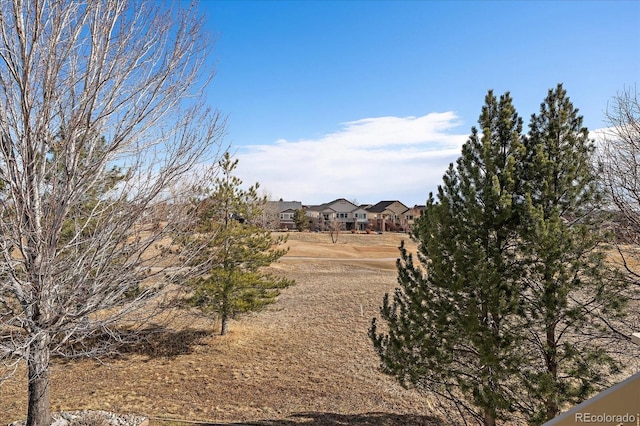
590,126,620,165
235,112,468,206
590,127,613,145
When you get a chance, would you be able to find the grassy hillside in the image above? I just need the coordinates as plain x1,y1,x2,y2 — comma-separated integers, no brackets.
2,232,444,425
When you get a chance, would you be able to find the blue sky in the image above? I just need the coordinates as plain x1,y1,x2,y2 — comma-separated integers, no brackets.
198,0,640,206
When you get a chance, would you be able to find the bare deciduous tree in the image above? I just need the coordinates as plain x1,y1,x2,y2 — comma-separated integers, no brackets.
328,218,343,244
600,88,640,272
598,86,640,342
600,87,640,244
0,1,224,425
259,193,282,230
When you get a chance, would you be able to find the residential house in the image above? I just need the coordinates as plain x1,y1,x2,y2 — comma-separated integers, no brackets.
402,205,425,230
267,197,424,232
350,206,370,231
305,203,336,230
265,199,302,229
366,200,409,232
306,198,369,231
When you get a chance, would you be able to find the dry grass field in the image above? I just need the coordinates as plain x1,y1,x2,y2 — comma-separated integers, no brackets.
1,232,446,425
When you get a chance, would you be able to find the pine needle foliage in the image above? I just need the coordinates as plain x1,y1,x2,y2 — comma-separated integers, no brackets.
294,207,310,231
516,85,628,424
187,153,293,335
370,85,630,425
371,91,526,425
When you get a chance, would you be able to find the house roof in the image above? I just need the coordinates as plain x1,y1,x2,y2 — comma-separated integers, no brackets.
306,203,329,212
275,200,302,212
366,200,408,213
351,206,369,213
305,199,422,215
307,198,357,212
403,205,426,214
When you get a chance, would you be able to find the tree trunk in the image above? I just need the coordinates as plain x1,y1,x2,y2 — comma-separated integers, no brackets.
26,333,51,426
483,409,496,426
545,399,559,422
220,287,229,336
545,324,559,420
220,313,228,336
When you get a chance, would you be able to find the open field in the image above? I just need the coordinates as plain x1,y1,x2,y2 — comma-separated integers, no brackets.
1,232,446,425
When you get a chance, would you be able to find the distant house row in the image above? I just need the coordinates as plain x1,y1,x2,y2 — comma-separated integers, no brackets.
268,198,425,232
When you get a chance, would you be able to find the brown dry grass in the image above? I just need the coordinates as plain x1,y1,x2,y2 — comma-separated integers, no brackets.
1,232,445,425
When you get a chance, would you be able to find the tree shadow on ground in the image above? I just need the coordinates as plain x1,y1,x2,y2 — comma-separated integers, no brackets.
186,412,444,426
54,326,212,361
118,326,211,358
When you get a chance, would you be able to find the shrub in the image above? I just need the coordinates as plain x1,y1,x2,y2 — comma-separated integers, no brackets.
69,412,110,426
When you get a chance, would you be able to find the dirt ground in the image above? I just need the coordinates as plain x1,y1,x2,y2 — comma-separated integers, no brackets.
1,232,445,425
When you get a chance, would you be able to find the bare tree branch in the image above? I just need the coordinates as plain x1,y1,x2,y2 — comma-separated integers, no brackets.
598,85,640,351
0,1,225,425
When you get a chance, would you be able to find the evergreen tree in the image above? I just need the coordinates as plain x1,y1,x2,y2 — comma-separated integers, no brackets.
370,91,526,425
370,85,632,425
517,84,628,424
293,208,309,231
187,153,293,335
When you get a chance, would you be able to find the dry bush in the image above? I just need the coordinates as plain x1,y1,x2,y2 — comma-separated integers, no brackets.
69,412,110,426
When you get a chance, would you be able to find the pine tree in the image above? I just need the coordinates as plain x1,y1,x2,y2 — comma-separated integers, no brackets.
370,85,633,425
517,84,628,424
293,208,309,231
187,153,293,335
370,91,526,425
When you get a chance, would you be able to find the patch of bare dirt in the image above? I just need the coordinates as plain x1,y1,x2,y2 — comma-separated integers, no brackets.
1,232,437,425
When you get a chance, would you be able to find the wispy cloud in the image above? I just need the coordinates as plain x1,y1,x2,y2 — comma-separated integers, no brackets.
236,112,468,206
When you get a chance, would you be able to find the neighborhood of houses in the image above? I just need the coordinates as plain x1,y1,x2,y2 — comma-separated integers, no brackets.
267,198,425,232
